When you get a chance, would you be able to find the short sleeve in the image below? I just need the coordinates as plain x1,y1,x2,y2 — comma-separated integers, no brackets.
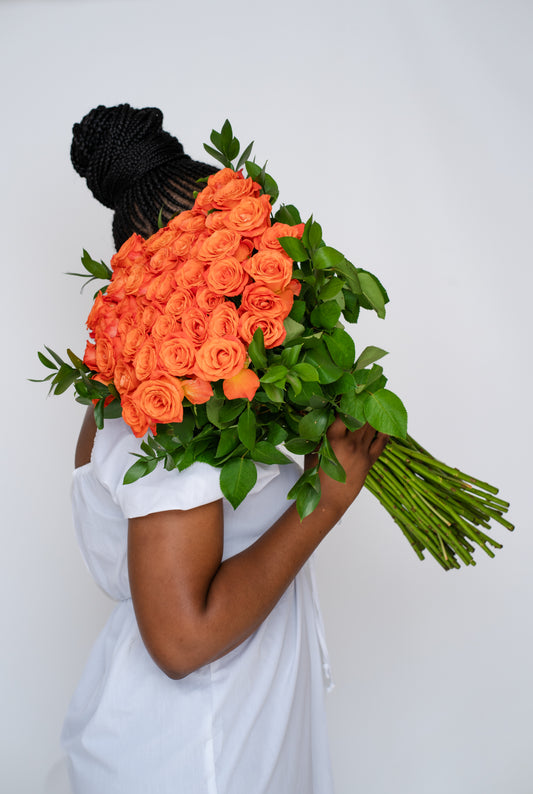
91,418,224,518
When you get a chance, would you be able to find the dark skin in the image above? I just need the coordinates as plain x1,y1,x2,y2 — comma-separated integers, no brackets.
76,406,388,679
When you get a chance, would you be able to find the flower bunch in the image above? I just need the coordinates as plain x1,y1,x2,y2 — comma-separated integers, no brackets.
36,121,513,570
82,168,303,439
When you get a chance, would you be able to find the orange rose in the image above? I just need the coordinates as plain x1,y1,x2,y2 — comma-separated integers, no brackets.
165,287,195,319
133,340,161,381
134,376,184,425
196,286,225,312
196,229,241,262
238,313,286,349
113,361,139,395
151,314,180,342
87,293,119,339
145,271,177,304
121,396,152,437
95,336,116,381
205,211,230,232
140,302,164,332
208,302,239,337
105,270,127,301
83,340,97,371
146,246,178,276
181,307,209,347
111,233,147,271
169,232,195,260
174,258,206,289
205,256,250,296
211,175,261,211
256,222,305,252
241,282,291,319
181,377,213,404
235,238,254,262
168,210,206,234
223,367,260,401
207,167,241,190
193,185,216,213
124,264,148,296
195,336,247,380
145,227,179,256
158,334,197,376
122,326,147,361
223,194,271,238
243,249,293,292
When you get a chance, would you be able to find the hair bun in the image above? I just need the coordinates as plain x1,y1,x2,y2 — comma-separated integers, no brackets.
70,104,185,209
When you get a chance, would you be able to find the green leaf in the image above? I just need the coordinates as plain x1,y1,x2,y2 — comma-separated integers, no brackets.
284,437,317,455
299,408,333,441
281,343,303,368
286,373,302,395
45,346,66,367
203,143,230,168
363,389,408,438
340,389,368,423
251,441,291,465
313,246,344,270
310,301,342,329
172,412,195,445
220,119,233,148
274,204,302,225
261,382,284,403
216,427,239,458
81,249,112,280
296,483,322,519
220,457,258,509
319,454,346,483
304,345,344,384
103,398,123,419
291,362,319,381
227,137,240,160
52,364,79,395
283,316,305,344
318,277,344,301
261,364,288,384
210,129,223,149
248,328,267,370
355,346,388,370
279,236,308,262
353,364,384,393
342,290,360,323
206,396,224,428
218,400,247,424
67,348,85,369
238,406,256,450
308,221,323,250
157,207,165,229
123,456,158,484
333,259,361,294
323,329,355,369
236,141,254,171
38,351,57,370
287,380,324,406
289,300,306,323
357,271,387,318
93,397,105,429
267,423,288,446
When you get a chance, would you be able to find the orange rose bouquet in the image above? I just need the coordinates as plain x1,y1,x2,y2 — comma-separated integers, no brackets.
36,121,513,570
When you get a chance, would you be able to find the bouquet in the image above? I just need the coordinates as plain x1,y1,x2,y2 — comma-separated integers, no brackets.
35,121,513,570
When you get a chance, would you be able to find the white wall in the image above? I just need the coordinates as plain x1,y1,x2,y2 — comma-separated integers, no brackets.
1,0,532,792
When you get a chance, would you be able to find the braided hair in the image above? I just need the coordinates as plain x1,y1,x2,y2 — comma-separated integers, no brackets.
71,104,217,249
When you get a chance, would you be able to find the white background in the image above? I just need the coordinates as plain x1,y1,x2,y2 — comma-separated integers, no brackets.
1,0,532,792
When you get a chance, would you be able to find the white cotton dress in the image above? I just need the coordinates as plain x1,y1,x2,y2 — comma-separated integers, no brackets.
61,417,335,794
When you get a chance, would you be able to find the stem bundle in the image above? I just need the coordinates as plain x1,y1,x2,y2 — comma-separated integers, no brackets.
365,436,513,570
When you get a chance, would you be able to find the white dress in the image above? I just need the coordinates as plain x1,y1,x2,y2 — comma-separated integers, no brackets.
62,418,335,794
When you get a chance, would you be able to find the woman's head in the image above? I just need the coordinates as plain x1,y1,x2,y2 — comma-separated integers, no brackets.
71,103,217,250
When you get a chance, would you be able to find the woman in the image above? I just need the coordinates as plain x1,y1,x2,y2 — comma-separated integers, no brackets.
62,103,388,793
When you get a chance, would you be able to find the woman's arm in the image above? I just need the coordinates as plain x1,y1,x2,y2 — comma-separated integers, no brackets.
127,419,388,679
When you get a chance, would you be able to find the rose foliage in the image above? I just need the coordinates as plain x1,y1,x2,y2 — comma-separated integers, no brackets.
35,121,513,570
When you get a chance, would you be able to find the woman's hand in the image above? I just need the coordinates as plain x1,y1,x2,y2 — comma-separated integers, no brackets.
305,419,389,521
